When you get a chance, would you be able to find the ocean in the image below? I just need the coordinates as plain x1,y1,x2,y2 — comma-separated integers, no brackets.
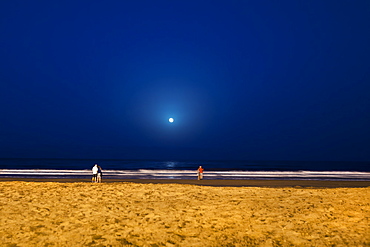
0,158,369,181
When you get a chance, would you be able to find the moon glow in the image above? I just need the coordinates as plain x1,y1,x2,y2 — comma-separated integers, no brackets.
168,118,174,123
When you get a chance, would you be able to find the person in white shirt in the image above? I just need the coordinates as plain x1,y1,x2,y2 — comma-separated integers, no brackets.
92,164,99,182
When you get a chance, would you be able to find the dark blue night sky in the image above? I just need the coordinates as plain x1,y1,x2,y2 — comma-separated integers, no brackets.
1,1,370,161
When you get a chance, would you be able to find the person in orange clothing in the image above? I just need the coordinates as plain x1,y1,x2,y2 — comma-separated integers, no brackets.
197,166,204,180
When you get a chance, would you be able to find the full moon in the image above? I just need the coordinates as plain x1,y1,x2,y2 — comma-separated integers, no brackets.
168,118,174,123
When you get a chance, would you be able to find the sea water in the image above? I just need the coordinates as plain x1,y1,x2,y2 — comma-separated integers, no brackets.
0,158,369,180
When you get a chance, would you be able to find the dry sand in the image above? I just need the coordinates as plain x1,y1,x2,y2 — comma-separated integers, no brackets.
0,181,369,247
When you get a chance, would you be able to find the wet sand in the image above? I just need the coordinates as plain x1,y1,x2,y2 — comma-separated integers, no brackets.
1,178,370,187
0,180,369,246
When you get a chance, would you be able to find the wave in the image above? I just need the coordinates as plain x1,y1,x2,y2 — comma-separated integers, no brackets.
1,169,370,180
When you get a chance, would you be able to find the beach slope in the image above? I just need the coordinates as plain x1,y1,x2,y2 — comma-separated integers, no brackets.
0,181,369,246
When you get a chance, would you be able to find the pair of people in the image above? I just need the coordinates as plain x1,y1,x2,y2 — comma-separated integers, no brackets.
92,164,103,183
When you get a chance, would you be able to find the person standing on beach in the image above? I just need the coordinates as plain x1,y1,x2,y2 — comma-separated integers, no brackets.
92,164,99,182
97,164,103,183
197,166,204,180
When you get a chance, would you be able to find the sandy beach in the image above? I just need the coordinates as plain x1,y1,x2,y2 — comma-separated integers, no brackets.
0,180,369,246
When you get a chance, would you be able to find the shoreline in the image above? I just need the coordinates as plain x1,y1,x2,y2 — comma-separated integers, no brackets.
0,177,369,187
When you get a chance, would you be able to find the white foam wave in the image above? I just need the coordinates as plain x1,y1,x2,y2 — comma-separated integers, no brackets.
0,169,370,180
